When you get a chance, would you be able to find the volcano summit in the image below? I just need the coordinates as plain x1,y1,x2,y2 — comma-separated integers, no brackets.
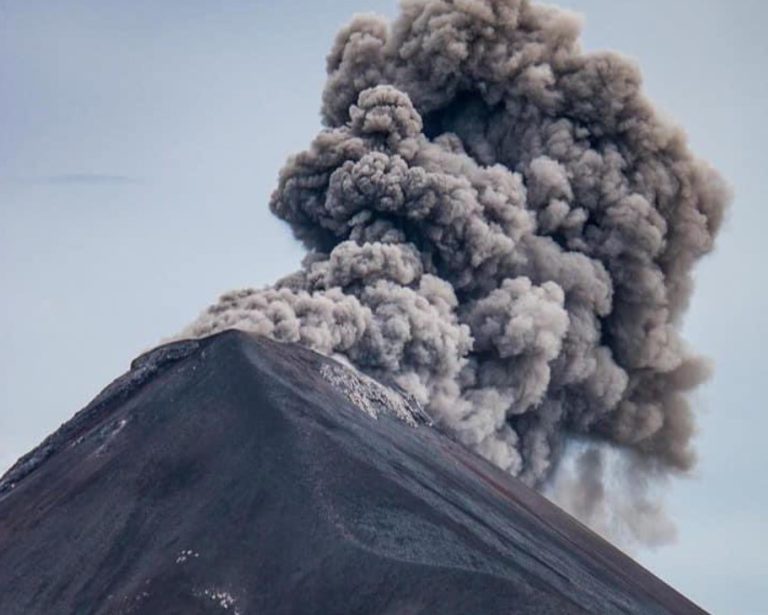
0,332,704,614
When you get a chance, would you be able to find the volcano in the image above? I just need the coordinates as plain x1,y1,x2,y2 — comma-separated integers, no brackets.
0,331,704,614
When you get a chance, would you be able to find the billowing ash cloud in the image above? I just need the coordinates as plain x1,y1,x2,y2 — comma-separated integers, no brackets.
180,0,728,544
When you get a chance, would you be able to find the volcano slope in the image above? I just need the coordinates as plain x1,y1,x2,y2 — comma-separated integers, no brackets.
0,331,704,614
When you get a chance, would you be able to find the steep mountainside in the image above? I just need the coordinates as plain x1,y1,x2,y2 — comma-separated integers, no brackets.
0,331,705,614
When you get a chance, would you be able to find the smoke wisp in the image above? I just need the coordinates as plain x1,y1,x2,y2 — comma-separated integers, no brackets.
181,0,728,545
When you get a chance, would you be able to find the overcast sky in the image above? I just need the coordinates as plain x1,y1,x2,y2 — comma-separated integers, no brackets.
1,1,766,612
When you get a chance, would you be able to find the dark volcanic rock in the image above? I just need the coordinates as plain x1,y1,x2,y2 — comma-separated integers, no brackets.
0,331,705,614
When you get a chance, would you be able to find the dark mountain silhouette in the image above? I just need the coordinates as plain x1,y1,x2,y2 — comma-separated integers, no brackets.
0,331,705,614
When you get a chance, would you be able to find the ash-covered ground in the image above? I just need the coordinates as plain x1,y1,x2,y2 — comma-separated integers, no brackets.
0,331,704,614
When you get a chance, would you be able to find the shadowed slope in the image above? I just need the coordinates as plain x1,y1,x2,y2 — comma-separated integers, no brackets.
0,331,705,614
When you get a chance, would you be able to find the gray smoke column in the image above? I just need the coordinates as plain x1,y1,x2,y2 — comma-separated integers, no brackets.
180,0,728,544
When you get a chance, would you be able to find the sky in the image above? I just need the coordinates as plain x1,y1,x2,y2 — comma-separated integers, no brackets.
1,1,766,612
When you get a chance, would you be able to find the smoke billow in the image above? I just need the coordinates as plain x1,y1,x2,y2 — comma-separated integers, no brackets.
181,0,728,545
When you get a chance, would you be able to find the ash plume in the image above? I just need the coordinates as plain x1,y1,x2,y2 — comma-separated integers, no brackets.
180,0,728,545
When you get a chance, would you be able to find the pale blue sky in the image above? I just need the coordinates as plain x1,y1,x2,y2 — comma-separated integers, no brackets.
1,2,765,612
